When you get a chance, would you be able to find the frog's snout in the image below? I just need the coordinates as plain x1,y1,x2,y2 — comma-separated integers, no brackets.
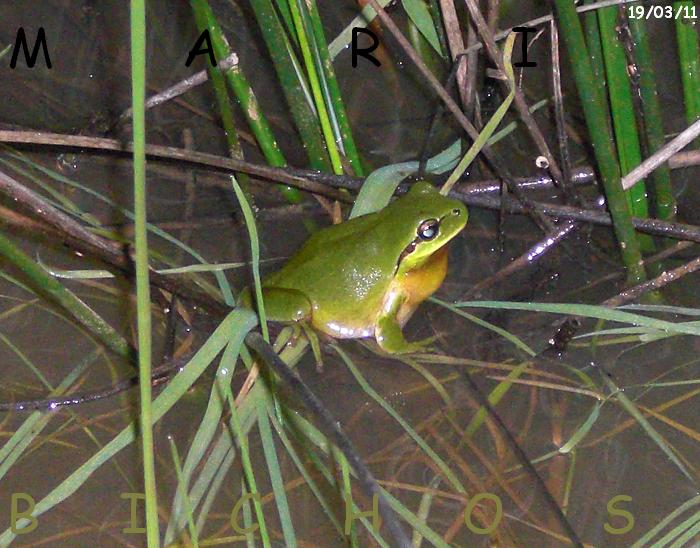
452,208,462,216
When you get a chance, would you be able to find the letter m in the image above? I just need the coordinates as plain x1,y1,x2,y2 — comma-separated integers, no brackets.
10,27,52,69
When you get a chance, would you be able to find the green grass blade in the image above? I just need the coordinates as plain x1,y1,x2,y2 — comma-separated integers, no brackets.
231,175,269,342
257,401,297,547
168,439,200,548
632,495,700,547
0,309,256,545
456,301,700,337
433,297,536,356
334,345,466,493
600,373,696,483
441,32,516,195
349,140,461,218
402,0,443,55
129,0,160,542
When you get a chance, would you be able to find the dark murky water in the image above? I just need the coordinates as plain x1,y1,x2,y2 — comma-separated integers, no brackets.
0,1,699,546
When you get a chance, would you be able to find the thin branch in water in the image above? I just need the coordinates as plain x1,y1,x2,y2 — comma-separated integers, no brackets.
0,358,186,412
604,253,700,308
462,0,580,206
119,53,240,121
364,0,556,233
458,190,700,244
621,117,700,190
244,332,412,548
0,130,351,201
4,131,700,246
466,220,579,297
547,247,700,351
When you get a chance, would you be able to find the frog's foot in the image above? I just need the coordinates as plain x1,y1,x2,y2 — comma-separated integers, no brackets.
376,314,436,355
300,323,324,372
257,287,325,370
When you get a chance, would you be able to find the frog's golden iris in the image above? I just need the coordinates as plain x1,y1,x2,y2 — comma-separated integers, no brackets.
242,181,467,362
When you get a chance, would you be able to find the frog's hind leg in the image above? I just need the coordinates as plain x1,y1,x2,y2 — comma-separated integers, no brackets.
255,287,312,323
255,287,324,370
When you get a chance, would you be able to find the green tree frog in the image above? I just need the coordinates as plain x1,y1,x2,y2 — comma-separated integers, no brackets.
243,181,467,363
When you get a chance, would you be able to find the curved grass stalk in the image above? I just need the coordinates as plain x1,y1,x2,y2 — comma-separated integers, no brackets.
231,175,269,341
441,32,516,195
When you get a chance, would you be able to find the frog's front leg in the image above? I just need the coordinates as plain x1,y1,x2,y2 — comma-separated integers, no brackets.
375,292,432,354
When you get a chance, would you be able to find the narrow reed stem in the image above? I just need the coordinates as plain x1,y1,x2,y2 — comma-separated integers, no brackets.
674,1,700,129
248,0,332,171
129,0,160,543
190,0,302,203
626,16,677,220
552,0,646,284
596,5,654,253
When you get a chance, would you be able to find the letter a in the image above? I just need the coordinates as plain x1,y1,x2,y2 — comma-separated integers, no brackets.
186,30,217,67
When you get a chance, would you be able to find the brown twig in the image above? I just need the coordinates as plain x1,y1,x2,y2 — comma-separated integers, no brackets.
364,0,556,233
438,0,470,110
0,130,350,201
550,19,573,188
0,169,230,318
3,131,700,245
548,245,700,351
621,118,700,190
458,191,700,243
119,53,240,121
603,253,700,307
466,221,579,296
462,0,580,206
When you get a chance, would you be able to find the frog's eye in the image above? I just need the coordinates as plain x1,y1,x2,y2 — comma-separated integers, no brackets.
418,219,439,240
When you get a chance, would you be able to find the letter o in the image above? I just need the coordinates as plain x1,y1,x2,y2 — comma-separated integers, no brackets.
464,492,502,535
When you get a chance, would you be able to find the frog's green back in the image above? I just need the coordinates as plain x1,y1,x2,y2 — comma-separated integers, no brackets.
263,208,402,330
261,181,467,335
